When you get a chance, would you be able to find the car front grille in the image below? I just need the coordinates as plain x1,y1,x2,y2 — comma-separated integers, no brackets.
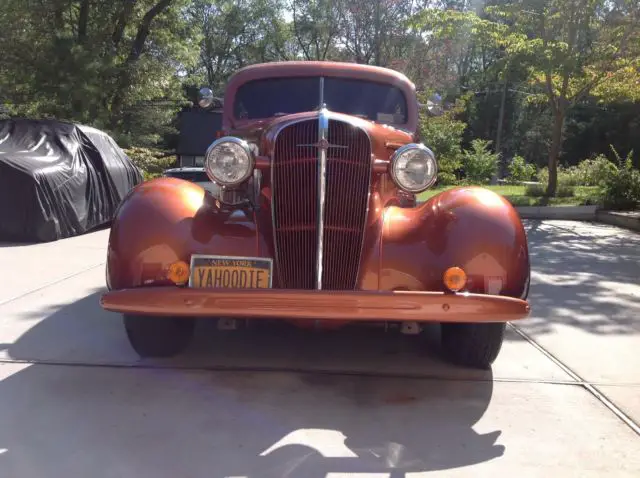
271,117,372,290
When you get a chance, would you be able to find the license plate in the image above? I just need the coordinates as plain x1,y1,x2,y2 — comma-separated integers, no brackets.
189,255,273,289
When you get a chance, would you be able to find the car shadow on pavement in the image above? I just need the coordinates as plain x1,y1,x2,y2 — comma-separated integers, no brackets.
0,292,505,477
521,220,640,337
0,362,503,477
1,290,139,363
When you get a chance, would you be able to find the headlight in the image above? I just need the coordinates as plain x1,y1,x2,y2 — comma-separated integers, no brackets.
204,137,255,187
389,143,438,193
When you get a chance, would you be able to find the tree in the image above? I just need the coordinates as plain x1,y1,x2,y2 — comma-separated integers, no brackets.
489,0,640,195
187,0,291,93
2,0,638,164
410,7,510,86
0,0,198,133
290,0,342,61
109,0,179,127
338,0,416,66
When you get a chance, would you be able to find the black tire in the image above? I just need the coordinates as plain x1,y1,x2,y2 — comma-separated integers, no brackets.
123,314,195,358
440,322,506,369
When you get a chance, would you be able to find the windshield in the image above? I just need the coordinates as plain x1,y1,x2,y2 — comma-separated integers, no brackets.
233,77,408,125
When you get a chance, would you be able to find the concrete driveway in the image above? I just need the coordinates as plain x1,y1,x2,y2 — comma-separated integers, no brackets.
0,220,639,477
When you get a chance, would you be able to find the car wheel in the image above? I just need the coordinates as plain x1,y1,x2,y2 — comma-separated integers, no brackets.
123,314,195,358
440,322,506,369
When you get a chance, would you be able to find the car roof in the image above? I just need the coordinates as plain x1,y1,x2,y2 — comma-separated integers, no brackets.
228,61,415,87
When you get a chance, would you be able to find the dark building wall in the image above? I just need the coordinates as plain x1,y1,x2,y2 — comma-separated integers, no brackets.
177,110,222,157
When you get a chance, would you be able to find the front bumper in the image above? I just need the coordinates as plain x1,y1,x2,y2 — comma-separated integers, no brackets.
100,287,530,323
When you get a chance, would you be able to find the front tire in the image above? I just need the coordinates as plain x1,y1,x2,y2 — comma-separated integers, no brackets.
124,314,195,358
440,322,506,369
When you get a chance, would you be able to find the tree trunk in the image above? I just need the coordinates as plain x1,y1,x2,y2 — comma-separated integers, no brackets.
78,0,90,44
373,0,382,66
53,1,65,30
495,71,509,176
109,0,174,129
546,109,565,197
112,0,137,49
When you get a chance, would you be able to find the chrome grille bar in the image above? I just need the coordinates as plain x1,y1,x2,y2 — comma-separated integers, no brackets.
316,107,329,290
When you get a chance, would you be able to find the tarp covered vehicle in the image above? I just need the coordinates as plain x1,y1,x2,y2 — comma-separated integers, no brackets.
0,119,143,242
101,61,531,369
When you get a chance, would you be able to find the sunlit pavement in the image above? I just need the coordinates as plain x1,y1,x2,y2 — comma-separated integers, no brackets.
0,221,639,477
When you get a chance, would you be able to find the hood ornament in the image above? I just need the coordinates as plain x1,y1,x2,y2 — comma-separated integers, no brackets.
299,102,348,150
297,138,348,150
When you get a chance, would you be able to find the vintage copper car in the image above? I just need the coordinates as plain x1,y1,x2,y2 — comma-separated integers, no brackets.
101,61,531,369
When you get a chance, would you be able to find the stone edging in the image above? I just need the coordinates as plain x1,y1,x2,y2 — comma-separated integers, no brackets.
516,205,640,232
594,210,640,232
516,205,598,220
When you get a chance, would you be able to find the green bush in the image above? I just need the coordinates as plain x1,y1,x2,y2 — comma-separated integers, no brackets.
508,155,536,182
437,172,458,186
537,165,584,187
556,182,576,198
124,147,175,180
599,149,640,210
537,154,619,188
536,167,547,184
526,175,575,198
419,93,467,185
535,146,638,207
461,139,499,184
558,166,583,186
525,183,546,197
576,155,619,186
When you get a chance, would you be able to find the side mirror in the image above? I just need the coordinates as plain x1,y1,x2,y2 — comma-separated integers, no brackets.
197,88,223,110
198,87,214,109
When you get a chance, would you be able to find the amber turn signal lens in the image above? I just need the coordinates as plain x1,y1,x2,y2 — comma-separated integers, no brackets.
167,261,190,285
443,266,467,292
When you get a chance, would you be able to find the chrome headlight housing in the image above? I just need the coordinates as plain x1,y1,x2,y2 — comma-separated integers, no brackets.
389,143,438,193
204,136,255,187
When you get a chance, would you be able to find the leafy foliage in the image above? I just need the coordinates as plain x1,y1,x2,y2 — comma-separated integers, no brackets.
0,0,198,136
124,147,175,180
575,155,619,186
525,182,575,198
0,0,638,204
507,155,537,182
419,112,467,184
462,139,499,184
525,183,546,197
484,0,640,195
186,0,288,93
537,165,584,187
599,147,640,210
289,0,342,61
536,151,620,189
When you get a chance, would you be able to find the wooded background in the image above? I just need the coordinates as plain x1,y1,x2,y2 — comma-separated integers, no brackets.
1,0,638,197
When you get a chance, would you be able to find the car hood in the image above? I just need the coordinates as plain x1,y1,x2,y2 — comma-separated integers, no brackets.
230,111,415,160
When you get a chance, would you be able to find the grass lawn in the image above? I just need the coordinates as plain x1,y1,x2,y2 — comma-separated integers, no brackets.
417,184,601,207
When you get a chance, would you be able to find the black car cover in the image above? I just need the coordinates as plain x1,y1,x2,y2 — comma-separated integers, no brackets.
0,119,143,242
